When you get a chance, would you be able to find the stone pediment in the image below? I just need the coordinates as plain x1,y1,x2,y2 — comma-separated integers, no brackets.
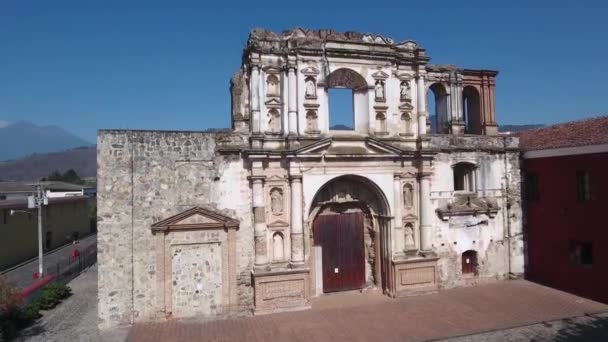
151,207,239,233
292,138,406,156
399,102,414,111
436,195,499,221
268,220,289,228
301,65,320,76
265,98,282,107
371,70,389,80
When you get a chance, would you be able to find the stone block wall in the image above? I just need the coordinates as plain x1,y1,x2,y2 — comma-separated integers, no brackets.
97,130,252,329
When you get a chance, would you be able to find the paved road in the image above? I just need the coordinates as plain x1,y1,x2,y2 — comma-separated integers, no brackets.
1,234,96,289
128,280,608,342
16,264,100,342
438,312,608,341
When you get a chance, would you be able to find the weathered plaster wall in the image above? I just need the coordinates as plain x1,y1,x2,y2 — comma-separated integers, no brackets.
424,136,523,288
97,130,252,329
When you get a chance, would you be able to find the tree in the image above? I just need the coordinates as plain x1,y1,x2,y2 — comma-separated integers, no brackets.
40,169,84,184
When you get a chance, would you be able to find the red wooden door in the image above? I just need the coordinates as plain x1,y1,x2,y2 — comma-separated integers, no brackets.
313,213,365,292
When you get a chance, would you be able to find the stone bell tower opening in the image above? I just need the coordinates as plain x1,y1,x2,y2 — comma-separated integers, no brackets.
326,68,369,134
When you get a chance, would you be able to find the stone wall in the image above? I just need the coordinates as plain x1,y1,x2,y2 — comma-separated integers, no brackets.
97,130,252,329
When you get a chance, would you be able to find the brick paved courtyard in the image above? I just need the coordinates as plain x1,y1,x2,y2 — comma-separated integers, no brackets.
127,280,608,342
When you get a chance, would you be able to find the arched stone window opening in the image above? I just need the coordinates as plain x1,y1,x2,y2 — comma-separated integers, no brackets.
327,68,369,132
462,86,482,134
462,250,478,275
375,112,387,135
272,232,285,261
427,83,449,134
453,162,477,192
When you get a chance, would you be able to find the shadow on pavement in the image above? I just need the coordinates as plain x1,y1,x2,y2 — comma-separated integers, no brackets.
554,315,608,341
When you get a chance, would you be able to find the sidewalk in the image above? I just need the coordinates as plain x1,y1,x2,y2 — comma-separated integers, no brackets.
1,234,96,289
128,280,608,342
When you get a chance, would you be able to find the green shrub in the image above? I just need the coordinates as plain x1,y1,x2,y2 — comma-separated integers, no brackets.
0,282,71,340
31,284,72,311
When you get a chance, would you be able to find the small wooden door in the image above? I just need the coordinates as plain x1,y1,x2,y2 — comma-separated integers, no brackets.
313,213,365,292
462,250,477,274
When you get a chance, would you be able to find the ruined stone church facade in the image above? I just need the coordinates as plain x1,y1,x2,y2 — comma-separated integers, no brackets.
97,28,523,329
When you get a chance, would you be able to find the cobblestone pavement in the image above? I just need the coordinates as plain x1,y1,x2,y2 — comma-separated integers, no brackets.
438,312,608,341
1,234,96,289
16,264,101,342
128,280,608,342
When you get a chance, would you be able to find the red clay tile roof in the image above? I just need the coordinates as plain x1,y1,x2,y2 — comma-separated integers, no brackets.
519,115,608,151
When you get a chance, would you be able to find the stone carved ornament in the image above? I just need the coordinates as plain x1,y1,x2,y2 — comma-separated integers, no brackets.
375,80,385,100
400,81,411,101
436,195,499,221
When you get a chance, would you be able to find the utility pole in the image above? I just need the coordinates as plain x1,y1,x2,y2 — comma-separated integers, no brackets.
29,183,48,277
36,184,44,276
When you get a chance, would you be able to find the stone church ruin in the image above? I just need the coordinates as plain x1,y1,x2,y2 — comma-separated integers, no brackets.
97,28,523,329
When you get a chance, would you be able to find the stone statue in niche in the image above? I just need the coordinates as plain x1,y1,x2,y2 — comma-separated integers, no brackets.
305,77,316,98
267,109,280,133
403,183,413,207
273,232,284,261
270,188,283,215
305,110,318,132
400,81,411,101
404,224,415,251
266,74,279,96
375,80,385,100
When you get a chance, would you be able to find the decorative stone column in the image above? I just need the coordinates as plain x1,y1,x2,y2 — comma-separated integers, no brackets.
416,75,427,135
287,65,298,135
393,174,405,255
252,176,268,267
419,173,432,251
251,65,261,134
290,175,304,266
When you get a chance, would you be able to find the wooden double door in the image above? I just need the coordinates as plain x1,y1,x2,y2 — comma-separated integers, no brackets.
313,212,365,293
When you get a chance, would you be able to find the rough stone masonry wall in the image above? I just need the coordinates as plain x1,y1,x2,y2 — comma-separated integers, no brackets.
97,130,252,329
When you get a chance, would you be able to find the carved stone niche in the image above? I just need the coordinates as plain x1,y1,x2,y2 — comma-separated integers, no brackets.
266,108,281,135
436,194,500,221
400,112,413,137
304,76,317,99
374,112,388,136
303,102,320,135
268,220,289,264
400,80,412,103
151,207,239,319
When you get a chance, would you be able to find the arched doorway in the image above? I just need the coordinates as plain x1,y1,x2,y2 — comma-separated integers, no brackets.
308,175,391,294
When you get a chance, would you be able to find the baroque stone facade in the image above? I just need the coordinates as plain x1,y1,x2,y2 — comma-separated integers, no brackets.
97,28,524,329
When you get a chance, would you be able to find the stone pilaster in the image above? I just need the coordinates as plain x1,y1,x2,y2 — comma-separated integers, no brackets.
419,173,432,251
287,65,298,135
416,74,427,135
290,175,304,266
393,174,405,255
252,176,268,268
251,65,261,134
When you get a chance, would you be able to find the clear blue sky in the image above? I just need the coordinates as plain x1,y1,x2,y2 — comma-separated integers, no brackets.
1,0,607,142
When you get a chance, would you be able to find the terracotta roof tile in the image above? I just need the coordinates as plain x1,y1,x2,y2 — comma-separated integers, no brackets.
519,115,608,151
